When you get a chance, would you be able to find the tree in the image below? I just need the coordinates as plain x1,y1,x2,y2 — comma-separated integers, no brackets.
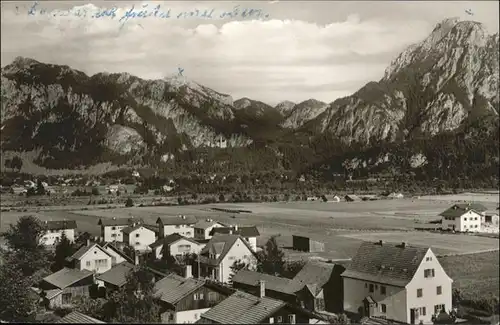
4,158,12,171
229,259,248,284
125,197,134,207
1,215,52,276
91,187,100,196
256,236,285,276
36,179,46,195
102,265,161,323
0,257,39,322
52,232,75,272
218,193,225,202
11,155,23,172
321,194,328,202
72,296,106,321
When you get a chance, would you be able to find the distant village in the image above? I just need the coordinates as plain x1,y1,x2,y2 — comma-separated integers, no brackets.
2,199,498,324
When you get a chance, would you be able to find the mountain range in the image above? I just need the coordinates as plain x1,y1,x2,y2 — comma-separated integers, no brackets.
1,18,498,176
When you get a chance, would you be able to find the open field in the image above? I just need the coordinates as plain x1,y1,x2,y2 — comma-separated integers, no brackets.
419,192,500,204
439,251,500,300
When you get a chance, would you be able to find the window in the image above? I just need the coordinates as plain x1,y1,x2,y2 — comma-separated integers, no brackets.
288,314,296,324
228,256,235,260
417,288,423,298
375,285,378,289
135,233,140,238
434,304,445,314
419,307,426,316
194,293,200,300
424,269,435,278
175,225,180,228
436,286,442,295
426,257,432,261
277,316,283,323
369,284,374,293
86,261,91,267
365,283,368,288
199,293,204,300
208,292,217,301
381,304,387,313
62,293,72,304
464,217,467,221
112,226,116,230
111,234,116,237
269,317,274,324
381,286,387,295
135,242,140,246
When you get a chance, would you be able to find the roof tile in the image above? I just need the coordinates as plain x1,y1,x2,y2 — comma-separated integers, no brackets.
96,262,135,287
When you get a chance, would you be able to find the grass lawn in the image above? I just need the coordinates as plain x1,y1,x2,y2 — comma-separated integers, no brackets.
439,251,500,300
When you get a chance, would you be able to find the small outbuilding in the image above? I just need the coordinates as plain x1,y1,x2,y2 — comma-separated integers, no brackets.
292,235,325,253
344,194,361,202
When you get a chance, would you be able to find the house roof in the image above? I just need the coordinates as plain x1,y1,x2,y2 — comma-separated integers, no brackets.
102,242,134,264
156,215,197,226
42,268,93,289
121,224,156,235
44,289,63,300
96,262,135,287
287,261,339,295
200,235,255,266
440,203,488,218
199,290,286,324
154,273,205,305
210,226,260,237
98,217,143,227
143,224,159,233
68,243,113,261
149,233,200,249
43,220,77,230
341,241,429,287
56,311,105,323
231,270,292,293
345,194,361,201
194,219,226,230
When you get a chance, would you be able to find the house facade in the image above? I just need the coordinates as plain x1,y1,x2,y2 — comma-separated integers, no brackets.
440,204,484,232
199,235,257,284
122,225,156,252
155,273,233,324
40,220,77,246
210,226,260,252
67,243,113,274
98,217,143,242
157,215,197,238
102,242,134,266
193,219,226,241
150,233,204,260
342,241,453,325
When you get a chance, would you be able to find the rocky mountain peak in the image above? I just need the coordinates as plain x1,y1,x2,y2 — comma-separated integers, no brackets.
275,100,296,115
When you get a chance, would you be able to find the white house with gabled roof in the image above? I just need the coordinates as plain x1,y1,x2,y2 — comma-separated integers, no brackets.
439,203,486,232
157,215,197,238
342,241,453,325
66,242,113,274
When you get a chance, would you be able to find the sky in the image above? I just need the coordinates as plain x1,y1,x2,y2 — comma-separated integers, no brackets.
1,1,499,106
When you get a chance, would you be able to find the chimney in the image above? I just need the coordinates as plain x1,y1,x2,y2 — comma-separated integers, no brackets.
259,280,266,298
185,265,192,279
134,252,140,266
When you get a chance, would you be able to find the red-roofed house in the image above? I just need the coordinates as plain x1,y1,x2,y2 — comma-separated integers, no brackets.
342,241,453,324
198,234,257,284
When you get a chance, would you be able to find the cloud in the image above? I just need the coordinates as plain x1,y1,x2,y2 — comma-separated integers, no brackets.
1,1,498,105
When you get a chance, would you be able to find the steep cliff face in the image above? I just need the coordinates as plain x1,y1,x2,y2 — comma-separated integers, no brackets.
313,18,499,144
274,100,296,116
1,58,252,168
282,99,328,129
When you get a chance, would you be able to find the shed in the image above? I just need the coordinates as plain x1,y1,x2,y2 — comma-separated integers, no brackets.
292,235,325,253
483,211,500,225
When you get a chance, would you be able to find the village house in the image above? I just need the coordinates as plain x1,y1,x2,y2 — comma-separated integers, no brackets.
98,217,143,242
55,311,106,323
342,241,453,325
210,225,260,252
439,203,486,232
96,261,136,293
102,242,134,266
198,234,257,284
154,270,234,324
40,220,77,246
292,235,325,253
121,224,157,252
66,242,113,274
232,261,345,313
195,288,324,324
193,219,226,241
38,268,94,309
149,233,204,260
157,215,198,238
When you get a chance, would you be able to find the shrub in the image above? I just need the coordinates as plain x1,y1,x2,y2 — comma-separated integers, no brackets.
91,187,100,196
125,197,134,207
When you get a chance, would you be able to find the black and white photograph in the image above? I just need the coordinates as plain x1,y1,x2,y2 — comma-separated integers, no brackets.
0,0,499,324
